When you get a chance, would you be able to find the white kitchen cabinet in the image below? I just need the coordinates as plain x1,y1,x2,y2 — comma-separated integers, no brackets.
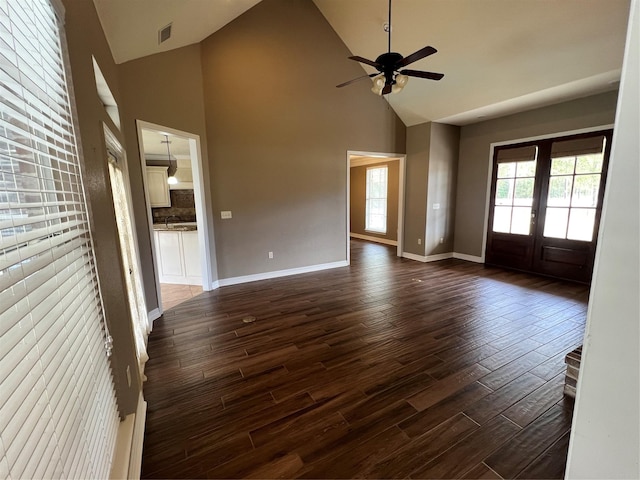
154,229,201,285
146,166,171,207
181,231,201,278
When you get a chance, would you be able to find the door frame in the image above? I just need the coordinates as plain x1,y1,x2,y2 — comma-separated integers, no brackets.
481,124,615,263
102,123,150,372
346,150,406,263
136,120,215,315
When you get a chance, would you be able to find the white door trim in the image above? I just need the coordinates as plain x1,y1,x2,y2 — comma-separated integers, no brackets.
347,150,407,261
136,120,215,317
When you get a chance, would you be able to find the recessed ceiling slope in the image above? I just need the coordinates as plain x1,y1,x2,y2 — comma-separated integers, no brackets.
314,0,629,125
92,0,263,64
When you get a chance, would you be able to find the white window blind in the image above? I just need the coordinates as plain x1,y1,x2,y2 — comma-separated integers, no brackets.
0,1,119,479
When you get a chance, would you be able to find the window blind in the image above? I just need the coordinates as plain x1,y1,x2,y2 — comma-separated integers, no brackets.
0,1,119,479
496,145,538,163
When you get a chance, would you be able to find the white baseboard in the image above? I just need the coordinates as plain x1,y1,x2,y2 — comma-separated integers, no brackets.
453,252,484,263
210,279,220,290
128,395,147,480
402,251,427,262
148,308,161,323
350,232,398,246
218,260,348,287
403,251,454,263
109,391,146,480
426,252,454,262
110,414,134,480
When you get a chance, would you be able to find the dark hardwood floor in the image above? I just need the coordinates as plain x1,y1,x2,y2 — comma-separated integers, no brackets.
141,239,588,479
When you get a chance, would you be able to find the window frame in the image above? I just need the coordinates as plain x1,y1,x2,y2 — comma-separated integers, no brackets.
365,165,388,234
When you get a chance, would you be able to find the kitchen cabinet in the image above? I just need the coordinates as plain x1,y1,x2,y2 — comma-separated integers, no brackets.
146,166,171,207
154,229,201,285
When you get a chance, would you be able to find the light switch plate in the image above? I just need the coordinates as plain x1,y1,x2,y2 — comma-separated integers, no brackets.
221,211,232,219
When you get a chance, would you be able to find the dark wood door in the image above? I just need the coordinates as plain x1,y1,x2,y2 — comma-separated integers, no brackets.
486,130,612,283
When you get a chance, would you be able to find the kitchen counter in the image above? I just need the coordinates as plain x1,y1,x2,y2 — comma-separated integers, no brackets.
153,222,197,232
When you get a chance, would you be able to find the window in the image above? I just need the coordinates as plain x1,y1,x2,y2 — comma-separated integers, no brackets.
492,146,538,235
1,1,119,479
544,138,606,241
365,165,388,234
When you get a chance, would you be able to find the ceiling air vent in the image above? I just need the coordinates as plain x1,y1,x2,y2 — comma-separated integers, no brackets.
158,23,172,44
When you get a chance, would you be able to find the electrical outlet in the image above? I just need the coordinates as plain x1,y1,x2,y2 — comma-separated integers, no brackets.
268,251,273,259
418,238,422,245
221,211,232,219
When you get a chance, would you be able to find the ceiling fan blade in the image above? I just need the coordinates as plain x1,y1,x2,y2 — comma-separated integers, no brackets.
349,55,381,69
395,46,437,68
336,73,377,88
400,69,444,81
382,83,392,95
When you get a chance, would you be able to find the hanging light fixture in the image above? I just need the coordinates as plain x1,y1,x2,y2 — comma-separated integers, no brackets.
162,134,178,185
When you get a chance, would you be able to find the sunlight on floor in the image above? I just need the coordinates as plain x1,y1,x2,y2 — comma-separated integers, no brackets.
160,283,203,311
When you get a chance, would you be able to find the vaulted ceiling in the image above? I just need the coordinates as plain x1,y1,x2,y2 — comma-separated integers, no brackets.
92,0,630,126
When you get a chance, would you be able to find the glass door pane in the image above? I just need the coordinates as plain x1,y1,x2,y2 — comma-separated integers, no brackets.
492,159,537,235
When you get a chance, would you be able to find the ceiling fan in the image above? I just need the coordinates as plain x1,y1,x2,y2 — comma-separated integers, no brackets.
337,0,444,95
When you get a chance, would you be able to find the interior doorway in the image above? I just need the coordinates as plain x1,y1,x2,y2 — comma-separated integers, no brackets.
136,121,214,313
347,151,406,263
485,129,612,283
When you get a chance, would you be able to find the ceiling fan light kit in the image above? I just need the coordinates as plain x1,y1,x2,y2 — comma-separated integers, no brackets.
337,0,444,96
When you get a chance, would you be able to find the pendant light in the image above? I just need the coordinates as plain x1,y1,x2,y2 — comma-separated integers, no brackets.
162,134,178,185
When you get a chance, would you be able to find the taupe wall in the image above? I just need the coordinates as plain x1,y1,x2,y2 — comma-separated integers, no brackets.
119,44,214,310
404,122,460,257
454,91,619,258
425,123,459,255
350,160,400,242
200,0,405,278
62,0,141,414
404,123,431,256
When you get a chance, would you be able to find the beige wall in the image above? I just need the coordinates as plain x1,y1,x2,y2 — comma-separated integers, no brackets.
404,123,431,256
62,0,141,415
350,160,400,242
200,0,405,278
119,44,214,310
453,91,618,258
425,123,459,255
404,122,460,257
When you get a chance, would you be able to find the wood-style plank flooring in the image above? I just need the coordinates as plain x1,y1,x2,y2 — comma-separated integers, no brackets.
141,239,588,479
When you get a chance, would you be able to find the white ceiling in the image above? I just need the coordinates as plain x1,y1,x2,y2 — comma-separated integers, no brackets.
141,129,191,159
93,0,630,126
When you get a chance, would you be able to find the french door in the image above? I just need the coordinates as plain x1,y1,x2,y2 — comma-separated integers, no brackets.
486,130,612,283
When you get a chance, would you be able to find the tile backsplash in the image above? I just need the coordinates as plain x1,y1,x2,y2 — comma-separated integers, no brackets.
152,189,196,223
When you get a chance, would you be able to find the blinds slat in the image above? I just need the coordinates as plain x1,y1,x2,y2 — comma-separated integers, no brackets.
0,218,86,250
0,227,84,273
0,209,85,231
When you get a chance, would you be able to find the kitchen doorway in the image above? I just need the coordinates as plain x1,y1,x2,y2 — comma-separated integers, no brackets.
136,121,215,313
